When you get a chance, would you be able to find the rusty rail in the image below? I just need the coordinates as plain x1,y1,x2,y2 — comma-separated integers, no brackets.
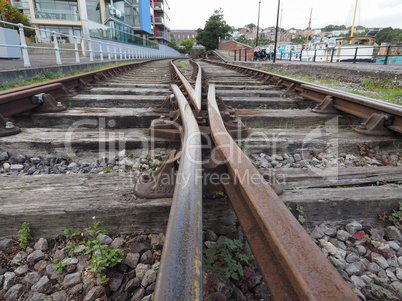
0,59,163,137
203,59,402,135
171,60,202,114
149,60,359,300
207,83,358,300
153,84,203,300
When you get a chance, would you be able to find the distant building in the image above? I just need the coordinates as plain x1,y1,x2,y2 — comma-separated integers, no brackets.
171,30,198,45
332,30,349,37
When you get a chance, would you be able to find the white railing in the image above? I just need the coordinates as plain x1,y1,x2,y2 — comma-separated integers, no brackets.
0,21,171,67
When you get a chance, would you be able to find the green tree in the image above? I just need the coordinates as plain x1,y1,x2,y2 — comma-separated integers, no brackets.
245,23,256,30
179,37,195,54
0,0,33,36
168,34,179,51
196,8,232,51
376,27,402,45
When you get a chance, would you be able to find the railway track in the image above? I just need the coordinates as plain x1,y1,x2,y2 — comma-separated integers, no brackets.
1,58,402,301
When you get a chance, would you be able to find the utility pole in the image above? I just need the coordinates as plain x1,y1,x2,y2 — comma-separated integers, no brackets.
256,0,261,47
273,0,280,62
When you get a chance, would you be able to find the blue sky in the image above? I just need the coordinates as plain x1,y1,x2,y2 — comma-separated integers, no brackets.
168,0,402,30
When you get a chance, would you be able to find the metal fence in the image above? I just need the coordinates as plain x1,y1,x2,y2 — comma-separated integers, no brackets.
229,45,402,65
0,21,170,68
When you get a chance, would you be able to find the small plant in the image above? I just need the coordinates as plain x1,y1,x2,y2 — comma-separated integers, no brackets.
53,262,68,273
66,241,79,256
64,227,81,237
212,191,226,199
296,204,306,224
354,232,391,259
388,202,402,229
104,167,113,173
82,217,124,277
203,236,255,282
18,222,31,249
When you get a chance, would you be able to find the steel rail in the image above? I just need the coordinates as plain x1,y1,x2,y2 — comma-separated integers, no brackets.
203,60,402,134
0,60,157,97
154,84,203,300
207,83,358,301
0,60,164,138
170,60,202,114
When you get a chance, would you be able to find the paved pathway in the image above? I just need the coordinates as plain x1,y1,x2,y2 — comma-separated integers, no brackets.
0,55,128,71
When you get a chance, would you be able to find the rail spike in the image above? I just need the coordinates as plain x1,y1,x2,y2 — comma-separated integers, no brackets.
0,114,21,137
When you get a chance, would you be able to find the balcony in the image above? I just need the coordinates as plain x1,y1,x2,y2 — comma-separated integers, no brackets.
105,5,124,22
154,3,164,10
11,0,23,9
35,10,80,21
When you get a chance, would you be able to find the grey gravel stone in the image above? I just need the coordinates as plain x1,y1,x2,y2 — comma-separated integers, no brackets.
31,276,50,293
4,284,24,301
3,272,16,289
368,262,382,274
396,268,402,281
109,273,124,292
385,226,402,241
372,253,389,269
140,250,153,264
30,157,41,164
345,221,362,235
130,287,145,301
84,286,105,301
11,251,27,265
51,290,68,301
388,255,399,268
389,241,400,251
135,263,150,280
386,269,398,281
351,275,365,289
34,238,48,251
346,252,360,263
14,265,28,276
345,262,362,276
310,226,325,239
99,234,113,245
125,277,140,293
0,238,12,251
62,257,79,265
110,237,124,249
205,229,218,242
62,272,82,287
141,269,156,287
337,230,351,241
27,250,44,265
356,244,366,256
26,292,46,301
22,271,41,287
125,253,140,269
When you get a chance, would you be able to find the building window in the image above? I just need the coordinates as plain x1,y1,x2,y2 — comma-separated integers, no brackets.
86,0,101,23
34,0,80,21
38,25,82,43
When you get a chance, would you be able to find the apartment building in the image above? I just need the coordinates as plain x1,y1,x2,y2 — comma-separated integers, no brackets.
150,0,170,45
9,0,158,48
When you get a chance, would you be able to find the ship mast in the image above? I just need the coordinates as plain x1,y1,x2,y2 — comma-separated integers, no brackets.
305,8,312,50
350,0,358,37
278,8,283,44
